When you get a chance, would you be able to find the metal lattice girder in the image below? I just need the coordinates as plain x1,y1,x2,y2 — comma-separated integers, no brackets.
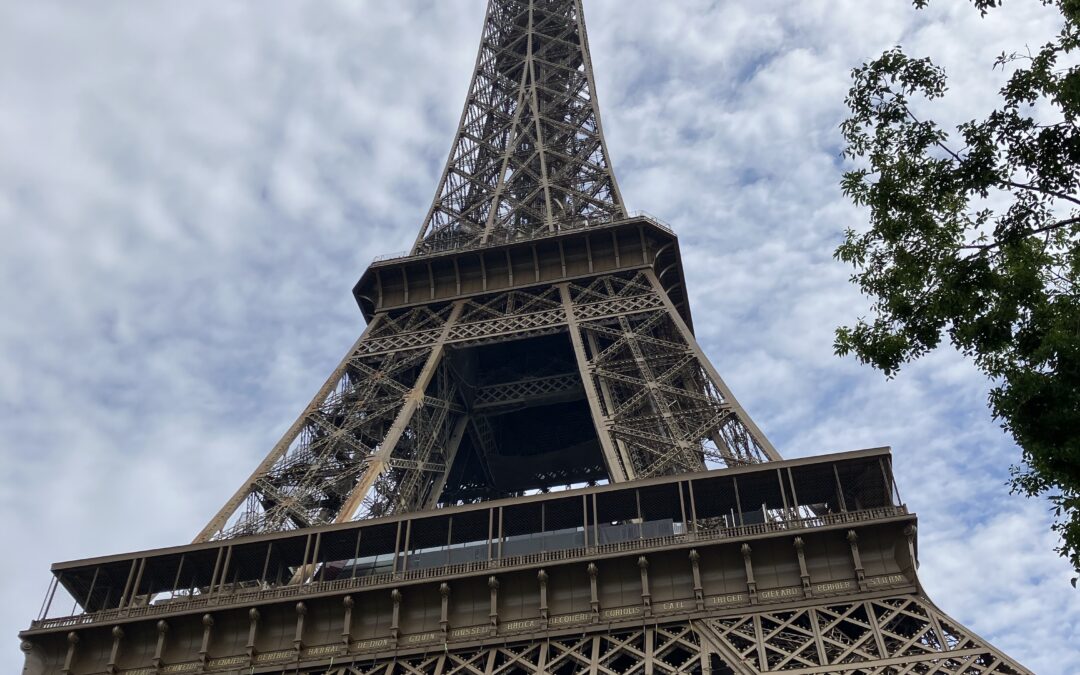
197,304,469,541
304,599,1028,675
562,270,780,479
414,0,625,255
699,595,1030,674
199,269,779,540
319,624,720,675
473,372,583,410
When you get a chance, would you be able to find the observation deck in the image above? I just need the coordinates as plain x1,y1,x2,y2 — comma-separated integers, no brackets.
22,448,918,675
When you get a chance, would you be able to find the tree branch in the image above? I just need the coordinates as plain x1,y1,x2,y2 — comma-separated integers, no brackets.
1003,180,1080,208
900,106,1080,208
959,215,1080,251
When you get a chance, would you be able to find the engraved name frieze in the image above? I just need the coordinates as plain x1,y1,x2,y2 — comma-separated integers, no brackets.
256,650,295,663
813,580,856,594
866,574,907,587
503,619,540,631
709,593,748,606
450,626,489,639
354,638,391,651
208,656,247,668
304,645,340,658
403,632,442,645
548,612,592,626
161,664,200,673
758,587,802,601
602,606,642,620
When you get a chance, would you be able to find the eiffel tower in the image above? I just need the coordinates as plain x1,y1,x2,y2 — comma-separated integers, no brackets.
20,2,1031,674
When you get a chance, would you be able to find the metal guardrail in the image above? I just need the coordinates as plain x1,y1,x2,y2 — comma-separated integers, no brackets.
29,505,907,631
369,211,675,265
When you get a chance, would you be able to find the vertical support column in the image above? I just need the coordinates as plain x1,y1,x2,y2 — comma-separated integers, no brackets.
866,599,890,658
439,584,450,636
833,465,848,512
591,494,600,548
390,590,402,645
309,532,322,583
847,530,867,590
794,537,812,596
638,556,652,617
38,576,59,621
904,524,919,575
246,609,259,662
880,456,900,506
809,608,829,666
741,544,757,605
198,614,213,668
677,482,689,534
342,596,355,650
687,480,700,535
786,468,801,516
537,638,550,675
635,488,644,539
152,621,168,670
117,559,139,611
538,570,549,623
401,521,412,572
106,626,123,675
732,477,746,527
644,627,655,675
61,632,78,675
216,545,233,594
488,576,499,635
689,550,704,610
298,534,314,582
497,507,505,561
392,521,404,575
777,469,790,514
587,563,600,622
85,567,101,611
581,494,590,551
258,546,271,587
294,602,307,653
351,530,363,580
753,616,768,674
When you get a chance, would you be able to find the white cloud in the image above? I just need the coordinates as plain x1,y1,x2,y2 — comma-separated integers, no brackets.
1,1,1076,674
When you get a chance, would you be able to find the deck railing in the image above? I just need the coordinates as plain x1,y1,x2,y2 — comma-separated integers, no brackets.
370,211,675,265
29,504,906,631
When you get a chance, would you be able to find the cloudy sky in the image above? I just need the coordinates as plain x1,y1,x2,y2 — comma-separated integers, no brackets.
2,0,1077,672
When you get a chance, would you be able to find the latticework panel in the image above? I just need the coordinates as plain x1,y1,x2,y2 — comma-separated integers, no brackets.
701,595,1030,674
414,0,625,255
200,269,781,540
563,270,777,479
309,624,714,675
199,303,470,541
221,346,434,538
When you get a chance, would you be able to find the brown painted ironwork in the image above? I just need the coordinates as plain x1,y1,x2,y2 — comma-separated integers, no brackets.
19,1,1029,674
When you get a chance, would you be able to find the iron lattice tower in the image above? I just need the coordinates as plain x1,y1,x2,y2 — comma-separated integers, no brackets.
194,0,778,542
20,2,1031,675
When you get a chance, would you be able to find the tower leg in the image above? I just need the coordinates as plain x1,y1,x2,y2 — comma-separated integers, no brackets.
563,270,777,476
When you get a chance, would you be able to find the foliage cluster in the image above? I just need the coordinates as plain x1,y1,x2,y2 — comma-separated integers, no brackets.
837,0,1080,574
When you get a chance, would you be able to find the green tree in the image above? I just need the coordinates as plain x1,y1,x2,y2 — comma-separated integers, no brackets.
836,0,1080,576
